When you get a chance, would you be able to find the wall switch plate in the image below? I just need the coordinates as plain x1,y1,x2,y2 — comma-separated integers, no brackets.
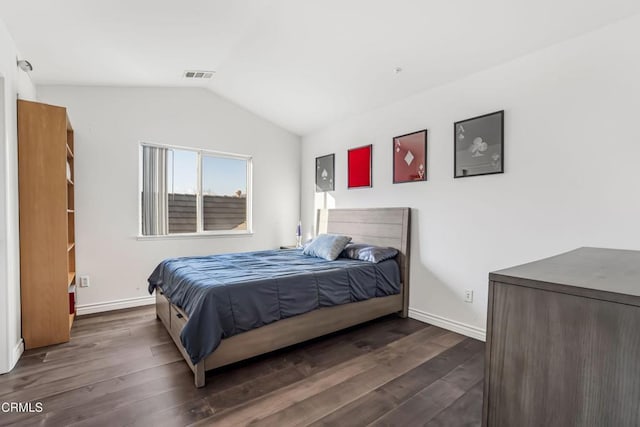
79,275,90,288
464,289,473,303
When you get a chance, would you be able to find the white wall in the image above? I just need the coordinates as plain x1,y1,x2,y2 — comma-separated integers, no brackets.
37,86,300,313
301,15,640,340
0,18,37,373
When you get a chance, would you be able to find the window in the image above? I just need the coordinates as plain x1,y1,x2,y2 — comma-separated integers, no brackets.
140,143,252,237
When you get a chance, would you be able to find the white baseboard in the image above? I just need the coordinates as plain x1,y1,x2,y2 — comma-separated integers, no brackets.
76,295,156,316
409,308,486,342
74,297,487,342
10,338,24,370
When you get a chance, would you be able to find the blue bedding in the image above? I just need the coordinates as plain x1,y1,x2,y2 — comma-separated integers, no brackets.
147,249,401,364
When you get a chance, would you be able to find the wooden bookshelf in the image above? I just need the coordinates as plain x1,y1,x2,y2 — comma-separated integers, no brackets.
18,100,77,349
67,118,76,334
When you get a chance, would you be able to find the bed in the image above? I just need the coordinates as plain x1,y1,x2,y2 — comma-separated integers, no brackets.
150,207,411,387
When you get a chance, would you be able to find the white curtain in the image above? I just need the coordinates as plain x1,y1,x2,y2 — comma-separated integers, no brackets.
142,145,168,235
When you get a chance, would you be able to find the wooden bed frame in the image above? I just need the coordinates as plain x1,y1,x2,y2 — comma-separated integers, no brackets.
155,207,411,387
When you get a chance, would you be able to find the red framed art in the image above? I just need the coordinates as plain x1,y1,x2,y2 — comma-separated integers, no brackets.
347,145,372,188
393,129,427,183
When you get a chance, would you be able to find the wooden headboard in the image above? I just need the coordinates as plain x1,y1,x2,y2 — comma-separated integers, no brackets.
317,207,411,317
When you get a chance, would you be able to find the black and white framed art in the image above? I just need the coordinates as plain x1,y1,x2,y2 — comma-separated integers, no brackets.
315,153,335,192
454,111,504,178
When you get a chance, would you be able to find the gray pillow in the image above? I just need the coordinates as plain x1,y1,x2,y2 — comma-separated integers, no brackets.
302,234,352,261
340,243,398,263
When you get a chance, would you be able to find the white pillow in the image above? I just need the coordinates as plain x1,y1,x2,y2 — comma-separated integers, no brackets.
302,234,352,261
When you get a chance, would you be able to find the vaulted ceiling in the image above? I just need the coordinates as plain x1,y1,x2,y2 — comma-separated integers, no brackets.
2,0,639,135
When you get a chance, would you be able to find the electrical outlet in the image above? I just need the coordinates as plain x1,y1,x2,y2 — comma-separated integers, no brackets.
79,275,90,288
464,289,473,303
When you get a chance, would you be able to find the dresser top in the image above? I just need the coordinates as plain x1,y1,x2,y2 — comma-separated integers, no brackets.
490,247,640,298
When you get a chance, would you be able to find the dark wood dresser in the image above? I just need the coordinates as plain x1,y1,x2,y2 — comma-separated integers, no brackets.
483,247,640,427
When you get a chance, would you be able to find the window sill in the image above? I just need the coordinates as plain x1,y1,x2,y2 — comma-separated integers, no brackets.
136,231,253,241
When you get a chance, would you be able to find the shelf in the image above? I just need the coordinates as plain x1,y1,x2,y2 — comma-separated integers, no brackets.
67,209,74,213
69,313,75,331
18,100,76,349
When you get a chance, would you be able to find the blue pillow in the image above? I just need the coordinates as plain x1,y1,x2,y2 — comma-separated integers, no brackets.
340,243,398,263
302,234,352,261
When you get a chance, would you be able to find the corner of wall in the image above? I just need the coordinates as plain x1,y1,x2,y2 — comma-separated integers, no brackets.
0,17,37,373
0,72,7,374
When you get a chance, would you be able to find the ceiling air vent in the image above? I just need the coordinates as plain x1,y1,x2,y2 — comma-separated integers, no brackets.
184,70,215,79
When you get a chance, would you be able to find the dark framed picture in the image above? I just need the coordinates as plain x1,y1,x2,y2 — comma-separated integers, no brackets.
315,154,335,192
393,129,427,183
454,110,504,178
347,144,372,189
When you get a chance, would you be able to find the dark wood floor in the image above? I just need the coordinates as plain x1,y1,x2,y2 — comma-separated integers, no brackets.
0,306,484,426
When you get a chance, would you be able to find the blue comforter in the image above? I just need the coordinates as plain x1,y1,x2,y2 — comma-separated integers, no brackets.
147,249,401,364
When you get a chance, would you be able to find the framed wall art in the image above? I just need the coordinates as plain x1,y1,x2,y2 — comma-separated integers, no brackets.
347,144,372,188
393,129,427,183
454,110,504,178
315,153,335,192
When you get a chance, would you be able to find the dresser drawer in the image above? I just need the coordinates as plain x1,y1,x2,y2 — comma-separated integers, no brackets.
484,247,640,427
170,305,188,337
156,290,171,330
